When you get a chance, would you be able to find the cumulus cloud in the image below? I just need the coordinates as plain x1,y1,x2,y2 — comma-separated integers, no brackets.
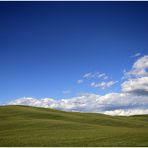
8,93,148,116
104,109,148,116
8,55,148,116
91,81,118,89
9,97,57,108
125,55,148,78
122,77,148,95
122,55,148,96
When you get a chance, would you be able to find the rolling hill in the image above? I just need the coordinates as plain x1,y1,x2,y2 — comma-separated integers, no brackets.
0,105,148,146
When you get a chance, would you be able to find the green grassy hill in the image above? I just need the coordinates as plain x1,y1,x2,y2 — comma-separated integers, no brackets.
0,105,148,146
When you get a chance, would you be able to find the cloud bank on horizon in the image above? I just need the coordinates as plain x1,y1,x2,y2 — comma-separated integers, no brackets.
8,55,148,116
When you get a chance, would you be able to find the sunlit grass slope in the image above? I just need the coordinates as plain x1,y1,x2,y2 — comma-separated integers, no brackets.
0,105,148,146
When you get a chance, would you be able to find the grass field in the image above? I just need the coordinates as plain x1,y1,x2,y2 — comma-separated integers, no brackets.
0,105,148,146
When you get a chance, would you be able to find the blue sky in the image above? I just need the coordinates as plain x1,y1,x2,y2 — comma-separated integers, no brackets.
0,2,148,105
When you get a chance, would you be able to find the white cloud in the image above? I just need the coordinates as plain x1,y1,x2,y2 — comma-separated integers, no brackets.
83,72,109,80
122,55,148,96
122,77,148,95
91,81,118,89
132,53,141,58
97,73,109,80
125,55,148,78
9,97,57,108
97,73,105,78
104,109,148,116
8,93,148,116
83,72,93,79
77,79,83,84
7,55,148,116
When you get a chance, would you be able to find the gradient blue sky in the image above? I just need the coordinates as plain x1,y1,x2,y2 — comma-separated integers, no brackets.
0,2,148,104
